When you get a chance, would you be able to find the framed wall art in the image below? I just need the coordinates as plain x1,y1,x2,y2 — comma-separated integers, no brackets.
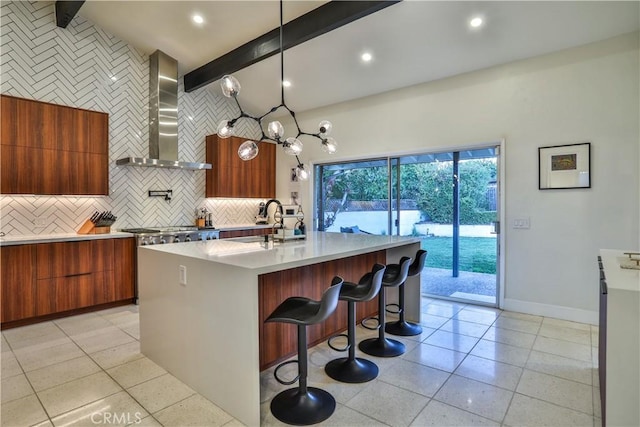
538,142,591,190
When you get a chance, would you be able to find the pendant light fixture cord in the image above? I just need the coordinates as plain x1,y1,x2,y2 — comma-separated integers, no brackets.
280,0,285,106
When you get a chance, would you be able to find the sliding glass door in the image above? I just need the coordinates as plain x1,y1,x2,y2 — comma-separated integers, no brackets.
396,149,499,306
314,146,500,307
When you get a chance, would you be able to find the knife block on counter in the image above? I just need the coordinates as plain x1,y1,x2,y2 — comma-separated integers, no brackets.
77,219,111,235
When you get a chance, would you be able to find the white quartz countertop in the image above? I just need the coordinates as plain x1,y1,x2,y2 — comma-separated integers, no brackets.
600,249,640,292
140,231,420,274
0,232,134,246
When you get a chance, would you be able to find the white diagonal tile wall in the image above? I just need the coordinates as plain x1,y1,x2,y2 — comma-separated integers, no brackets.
0,1,263,235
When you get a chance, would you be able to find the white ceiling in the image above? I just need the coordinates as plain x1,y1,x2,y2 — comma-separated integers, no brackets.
79,1,639,115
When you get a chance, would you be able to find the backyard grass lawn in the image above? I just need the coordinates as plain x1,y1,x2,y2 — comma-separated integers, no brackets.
420,236,497,274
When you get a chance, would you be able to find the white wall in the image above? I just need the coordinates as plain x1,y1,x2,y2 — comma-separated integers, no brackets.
276,33,640,322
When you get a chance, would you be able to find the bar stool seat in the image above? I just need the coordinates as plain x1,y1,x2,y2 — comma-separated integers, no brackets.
265,277,343,425
359,256,412,358
325,264,386,383
385,249,427,336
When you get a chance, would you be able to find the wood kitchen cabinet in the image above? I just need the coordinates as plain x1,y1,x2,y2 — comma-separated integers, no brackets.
1,245,36,322
0,95,109,195
112,238,136,301
35,239,115,316
205,135,275,198
1,237,135,328
219,228,271,239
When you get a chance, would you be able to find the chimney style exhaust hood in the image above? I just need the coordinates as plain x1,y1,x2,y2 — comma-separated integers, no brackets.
116,50,211,170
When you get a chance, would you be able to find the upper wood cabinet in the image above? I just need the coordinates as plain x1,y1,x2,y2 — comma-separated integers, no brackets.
205,135,275,198
0,95,109,195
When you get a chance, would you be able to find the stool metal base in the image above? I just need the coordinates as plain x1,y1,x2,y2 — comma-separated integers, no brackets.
358,337,406,357
325,357,379,383
270,387,336,425
385,320,423,337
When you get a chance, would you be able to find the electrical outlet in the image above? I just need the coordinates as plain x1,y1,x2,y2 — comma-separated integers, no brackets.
513,217,530,229
33,217,47,227
179,265,187,286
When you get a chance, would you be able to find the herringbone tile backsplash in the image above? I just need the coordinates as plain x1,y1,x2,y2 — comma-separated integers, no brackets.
0,1,264,235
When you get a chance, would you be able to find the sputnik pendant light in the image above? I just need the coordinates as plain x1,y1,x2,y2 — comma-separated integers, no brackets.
216,0,338,181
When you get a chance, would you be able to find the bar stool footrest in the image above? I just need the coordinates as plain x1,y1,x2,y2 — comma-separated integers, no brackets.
270,387,336,425
385,320,422,337
325,357,379,383
385,303,402,315
327,333,350,352
361,315,380,331
273,359,300,385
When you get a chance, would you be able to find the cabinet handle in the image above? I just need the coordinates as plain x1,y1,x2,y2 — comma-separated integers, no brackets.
64,272,91,278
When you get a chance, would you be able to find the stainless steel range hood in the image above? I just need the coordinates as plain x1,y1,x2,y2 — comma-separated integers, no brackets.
116,50,211,170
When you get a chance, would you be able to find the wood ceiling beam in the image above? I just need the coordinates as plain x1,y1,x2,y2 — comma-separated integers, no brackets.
184,1,401,93
55,1,85,28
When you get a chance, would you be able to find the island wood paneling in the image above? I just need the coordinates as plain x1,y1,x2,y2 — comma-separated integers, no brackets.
258,250,386,370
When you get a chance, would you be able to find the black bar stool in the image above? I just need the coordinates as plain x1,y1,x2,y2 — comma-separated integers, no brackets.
385,249,427,336
265,277,344,425
359,256,412,357
325,263,386,383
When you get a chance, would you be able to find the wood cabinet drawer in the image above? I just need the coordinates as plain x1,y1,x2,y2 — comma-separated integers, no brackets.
36,271,112,316
37,240,114,279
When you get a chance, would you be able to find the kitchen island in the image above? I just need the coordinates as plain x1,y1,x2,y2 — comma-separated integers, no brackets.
138,231,421,426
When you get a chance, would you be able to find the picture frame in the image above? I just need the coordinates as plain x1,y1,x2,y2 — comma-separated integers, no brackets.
538,142,591,190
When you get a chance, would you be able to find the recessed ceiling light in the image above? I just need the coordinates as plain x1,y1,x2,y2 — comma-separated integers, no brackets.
282,80,291,88
469,16,483,28
192,14,204,24
361,52,373,62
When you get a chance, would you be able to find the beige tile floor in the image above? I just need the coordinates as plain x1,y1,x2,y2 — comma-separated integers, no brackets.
1,299,601,426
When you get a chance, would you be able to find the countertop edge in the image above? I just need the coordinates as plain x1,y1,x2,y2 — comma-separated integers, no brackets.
0,232,134,246
140,232,421,273
252,239,421,274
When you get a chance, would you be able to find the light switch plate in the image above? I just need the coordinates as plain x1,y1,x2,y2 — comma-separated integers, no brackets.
513,217,530,229
179,265,187,285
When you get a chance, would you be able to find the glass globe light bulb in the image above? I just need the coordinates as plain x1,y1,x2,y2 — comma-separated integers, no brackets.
267,121,284,140
321,137,338,154
216,120,234,138
283,137,303,156
296,164,310,181
220,75,241,98
318,120,332,135
238,140,259,161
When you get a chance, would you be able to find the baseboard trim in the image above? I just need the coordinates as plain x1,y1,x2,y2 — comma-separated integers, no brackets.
503,298,599,325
